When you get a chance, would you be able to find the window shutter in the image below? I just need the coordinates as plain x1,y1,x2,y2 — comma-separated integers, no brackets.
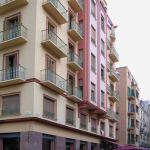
14,54,17,67
92,118,96,128
44,97,54,113
81,114,86,124
67,108,73,120
18,15,21,25
3,95,19,110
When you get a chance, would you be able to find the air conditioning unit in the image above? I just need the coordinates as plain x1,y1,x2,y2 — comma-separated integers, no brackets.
101,130,105,136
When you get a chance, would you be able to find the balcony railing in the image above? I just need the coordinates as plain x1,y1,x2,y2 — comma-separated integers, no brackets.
41,69,67,91
43,0,68,21
107,38,111,49
76,0,83,9
68,85,82,99
101,102,104,108
110,68,119,81
128,139,135,145
80,123,86,129
44,110,55,119
113,111,119,121
91,127,96,132
107,61,111,72
0,65,26,82
91,94,95,101
109,47,119,62
2,108,19,116
68,20,83,38
128,124,135,129
107,108,111,117
0,24,27,46
91,65,95,73
109,133,113,138
128,107,135,113
68,52,83,68
107,84,111,94
128,92,135,98
41,29,67,56
66,118,74,125
110,90,119,101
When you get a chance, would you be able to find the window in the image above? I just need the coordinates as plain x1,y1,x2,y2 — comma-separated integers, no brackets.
80,113,86,129
91,26,96,44
91,118,96,132
48,23,56,44
131,119,134,127
136,120,139,128
101,15,104,31
109,126,113,137
100,122,105,135
91,144,96,150
79,20,83,29
43,97,54,119
136,90,139,99
79,49,83,60
42,134,55,150
69,13,75,29
66,139,74,150
127,72,130,78
47,57,55,72
2,95,19,116
79,79,83,97
67,73,75,94
80,142,86,150
101,91,105,108
136,135,138,142
91,0,95,17
91,83,95,101
66,107,74,125
5,54,18,80
68,43,75,63
101,65,105,81
127,86,130,96
136,105,138,114
101,39,105,56
131,89,134,97
91,53,95,72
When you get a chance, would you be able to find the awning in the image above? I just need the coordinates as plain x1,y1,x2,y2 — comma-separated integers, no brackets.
100,139,124,147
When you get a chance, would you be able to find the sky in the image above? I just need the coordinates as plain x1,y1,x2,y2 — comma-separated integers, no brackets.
106,0,150,100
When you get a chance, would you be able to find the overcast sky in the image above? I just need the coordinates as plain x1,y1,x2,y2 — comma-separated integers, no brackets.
106,0,150,100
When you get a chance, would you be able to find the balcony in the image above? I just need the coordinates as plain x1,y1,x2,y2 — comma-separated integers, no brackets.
110,29,115,42
127,139,135,146
67,85,82,102
106,108,111,117
108,111,119,123
0,0,28,14
41,69,67,93
109,68,119,82
127,124,135,130
107,61,110,72
0,24,27,50
131,80,137,86
42,0,68,24
67,20,83,41
109,133,113,138
0,65,26,87
109,47,119,62
1,108,19,116
68,0,83,13
107,84,111,95
128,107,135,116
128,92,135,100
107,39,111,50
91,127,96,132
109,90,119,102
67,52,83,71
43,110,55,119
41,29,67,58
116,123,119,130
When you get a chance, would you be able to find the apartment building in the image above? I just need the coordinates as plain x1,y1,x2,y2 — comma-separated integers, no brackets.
0,0,121,149
116,67,140,147
139,100,150,148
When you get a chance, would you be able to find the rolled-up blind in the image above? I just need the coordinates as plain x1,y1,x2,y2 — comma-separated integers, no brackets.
3,95,19,110
101,40,104,51
91,54,95,67
91,118,96,128
44,97,54,113
67,108,73,120
91,0,95,13
81,113,86,124
91,26,95,40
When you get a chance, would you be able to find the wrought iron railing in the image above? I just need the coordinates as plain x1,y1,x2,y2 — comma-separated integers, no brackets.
110,68,119,81
128,107,135,113
128,139,135,144
107,84,111,94
2,108,19,116
91,65,95,73
44,110,55,119
91,37,96,44
41,69,67,91
80,123,86,129
107,61,110,71
91,127,96,132
110,90,119,101
107,108,111,117
110,47,119,60
68,52,83,68
68,20,83,38
66,118,74,125
43,0,68,20
41,29,67,55
68,85,82,99
128,123,135,128
0,24,27,43
0,65,26,82
77,0,83,9
107,38,111,49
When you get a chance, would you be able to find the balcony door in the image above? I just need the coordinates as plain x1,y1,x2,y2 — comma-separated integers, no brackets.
69,13,74,29
48,23,56,44
5,54,17,80
128,133,130,143
110,84,114,95
69,43,74,62
67,73,75,95
47,57,55,82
